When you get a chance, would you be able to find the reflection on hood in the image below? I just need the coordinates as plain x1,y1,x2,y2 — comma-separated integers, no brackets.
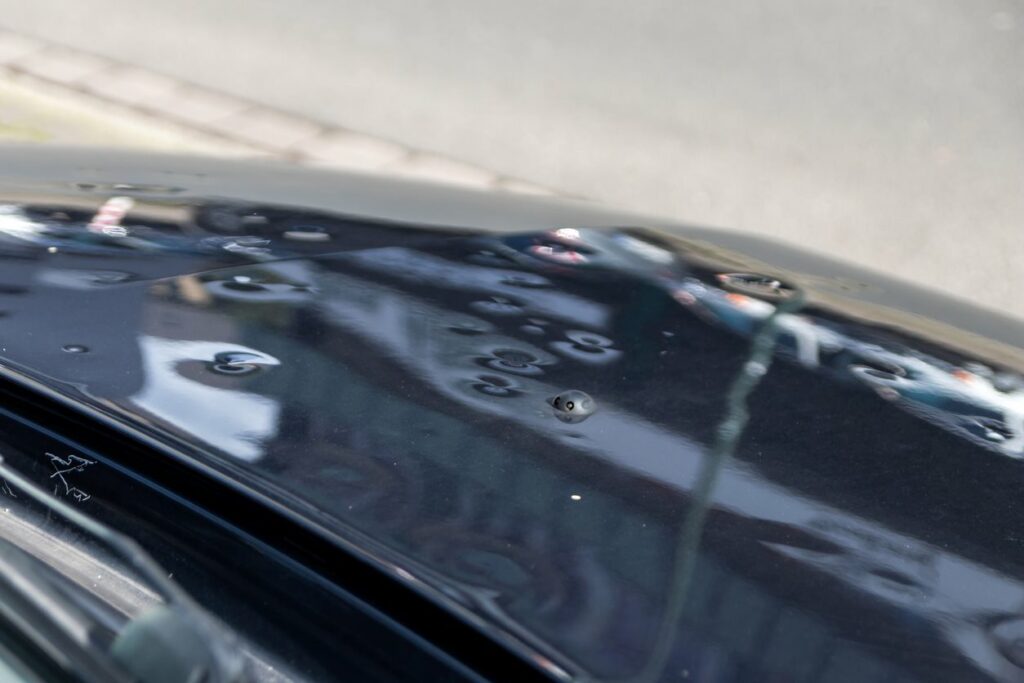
133,337,281,462
2,183,1024,682
675,278,1024,458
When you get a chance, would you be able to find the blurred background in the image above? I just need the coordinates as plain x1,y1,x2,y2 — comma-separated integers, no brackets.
0,1,1021,317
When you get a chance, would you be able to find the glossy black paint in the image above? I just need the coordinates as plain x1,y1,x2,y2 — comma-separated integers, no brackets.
0,371,488,682
0,148,1023,682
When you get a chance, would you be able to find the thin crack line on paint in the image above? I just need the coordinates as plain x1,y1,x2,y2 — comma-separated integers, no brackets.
637,286,806,683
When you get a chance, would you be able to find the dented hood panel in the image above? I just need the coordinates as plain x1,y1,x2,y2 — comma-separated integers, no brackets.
1,149,1024,682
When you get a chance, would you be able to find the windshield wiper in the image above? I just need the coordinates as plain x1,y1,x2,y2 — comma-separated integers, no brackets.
0,456,250,683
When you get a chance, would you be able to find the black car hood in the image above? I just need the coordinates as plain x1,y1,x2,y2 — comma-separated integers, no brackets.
1,148,1024,682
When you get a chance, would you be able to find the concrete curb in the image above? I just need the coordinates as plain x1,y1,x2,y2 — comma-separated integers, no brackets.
0,26,556,195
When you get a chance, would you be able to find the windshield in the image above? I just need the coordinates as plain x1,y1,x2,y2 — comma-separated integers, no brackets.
0,459,250,683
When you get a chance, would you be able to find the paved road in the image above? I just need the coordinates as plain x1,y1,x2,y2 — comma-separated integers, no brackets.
1,1,1022,317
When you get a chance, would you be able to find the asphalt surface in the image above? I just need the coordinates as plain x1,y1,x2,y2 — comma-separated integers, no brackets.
1,1,1022,317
